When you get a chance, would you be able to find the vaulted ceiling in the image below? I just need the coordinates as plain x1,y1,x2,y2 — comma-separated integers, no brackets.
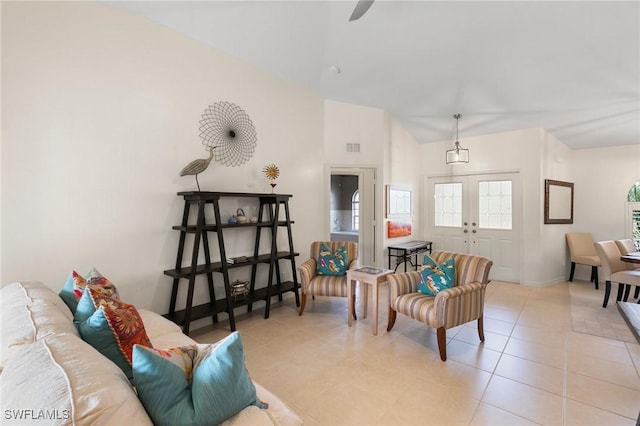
108,1,640,150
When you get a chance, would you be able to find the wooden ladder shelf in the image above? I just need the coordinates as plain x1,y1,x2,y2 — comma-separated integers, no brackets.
163,191,300,335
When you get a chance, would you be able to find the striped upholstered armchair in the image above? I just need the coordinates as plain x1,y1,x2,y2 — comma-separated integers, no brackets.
297,241,358,316
386,250,493,361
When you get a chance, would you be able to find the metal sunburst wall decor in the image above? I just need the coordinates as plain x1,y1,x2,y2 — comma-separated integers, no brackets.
199,101,257,167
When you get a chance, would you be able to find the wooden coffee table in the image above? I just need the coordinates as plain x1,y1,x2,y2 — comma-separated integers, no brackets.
346,267,394,335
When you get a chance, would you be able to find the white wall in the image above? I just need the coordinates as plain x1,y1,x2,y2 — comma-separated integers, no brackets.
545,144,640,283
418,128,550,285
2,2,638,317
323,101,424,268
323,99,387,266
323,99,386,167
417,127,640,286
572,145,640,241
1,2,325,318
383,118,422,253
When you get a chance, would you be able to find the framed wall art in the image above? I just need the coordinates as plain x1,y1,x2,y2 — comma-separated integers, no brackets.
387,220,412,238
386,185,412,218
544,179,574,224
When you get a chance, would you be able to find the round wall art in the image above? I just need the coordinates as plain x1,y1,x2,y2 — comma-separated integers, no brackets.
199,101,257,167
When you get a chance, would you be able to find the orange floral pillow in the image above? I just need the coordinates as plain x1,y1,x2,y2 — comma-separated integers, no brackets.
59,267,119,313
76,287,152,381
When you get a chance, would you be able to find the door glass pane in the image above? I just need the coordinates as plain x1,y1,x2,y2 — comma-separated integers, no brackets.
478,180,512,229
434,183,462,227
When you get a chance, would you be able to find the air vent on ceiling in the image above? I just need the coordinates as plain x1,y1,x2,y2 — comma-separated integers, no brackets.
346,143,360,153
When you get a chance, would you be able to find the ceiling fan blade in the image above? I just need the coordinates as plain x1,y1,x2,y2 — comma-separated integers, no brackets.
349,0,375,21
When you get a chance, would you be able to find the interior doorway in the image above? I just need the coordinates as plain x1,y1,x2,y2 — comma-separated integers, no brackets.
330,167,376,266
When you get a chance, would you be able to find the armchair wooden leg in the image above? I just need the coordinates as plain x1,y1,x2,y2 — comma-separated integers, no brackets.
569,262,576,281
592,266,599,290
386,308,397,332
437,327,447,361
602,280,612,308
298,293,307,316
478,316,485,342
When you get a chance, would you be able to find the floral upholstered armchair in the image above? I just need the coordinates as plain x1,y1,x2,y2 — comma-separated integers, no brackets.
386,250,493,361
297,241,358,316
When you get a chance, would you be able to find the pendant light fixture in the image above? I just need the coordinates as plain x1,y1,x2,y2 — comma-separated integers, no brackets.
446,113,469,164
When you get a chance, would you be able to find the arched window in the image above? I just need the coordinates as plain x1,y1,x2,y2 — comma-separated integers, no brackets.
626,180,640,249
352,190,359,231
628,180,640,202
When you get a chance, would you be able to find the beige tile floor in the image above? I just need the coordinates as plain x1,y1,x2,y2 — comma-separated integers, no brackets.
192,280,640,425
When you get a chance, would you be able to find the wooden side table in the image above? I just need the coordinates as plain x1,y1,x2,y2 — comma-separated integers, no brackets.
346,267,394,335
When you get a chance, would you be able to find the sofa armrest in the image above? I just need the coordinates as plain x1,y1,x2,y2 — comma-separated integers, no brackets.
433,282,487,329
387,271,422,301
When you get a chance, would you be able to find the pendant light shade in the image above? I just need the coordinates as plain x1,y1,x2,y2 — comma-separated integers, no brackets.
446,113,469,164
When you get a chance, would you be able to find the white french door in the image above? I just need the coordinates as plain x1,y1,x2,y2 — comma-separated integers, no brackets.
425,172,521,283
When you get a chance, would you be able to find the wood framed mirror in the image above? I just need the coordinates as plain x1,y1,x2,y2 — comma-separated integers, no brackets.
544,179,574,224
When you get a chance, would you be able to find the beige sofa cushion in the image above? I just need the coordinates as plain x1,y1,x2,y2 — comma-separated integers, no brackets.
138,308,195,348
0,281,79,369
0,333,152,425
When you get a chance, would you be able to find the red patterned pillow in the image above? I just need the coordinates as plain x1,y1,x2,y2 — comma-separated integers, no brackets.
59,267,120,313
76,287,152,380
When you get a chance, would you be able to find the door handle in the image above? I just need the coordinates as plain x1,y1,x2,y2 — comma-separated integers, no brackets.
463,229,468,233
472,229,476,233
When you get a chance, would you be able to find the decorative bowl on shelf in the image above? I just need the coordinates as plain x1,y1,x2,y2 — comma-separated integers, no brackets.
231,280,249,301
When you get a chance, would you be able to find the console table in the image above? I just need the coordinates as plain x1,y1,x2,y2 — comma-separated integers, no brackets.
387,241,433,272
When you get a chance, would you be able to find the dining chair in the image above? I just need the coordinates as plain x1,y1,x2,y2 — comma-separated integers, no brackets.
593,241,640,307
566,233,601,289
615,239,640,299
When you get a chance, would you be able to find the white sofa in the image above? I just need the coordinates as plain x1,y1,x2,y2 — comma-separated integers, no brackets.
0,281,302,425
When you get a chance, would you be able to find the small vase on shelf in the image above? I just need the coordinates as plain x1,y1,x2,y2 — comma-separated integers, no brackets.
270,182,277,193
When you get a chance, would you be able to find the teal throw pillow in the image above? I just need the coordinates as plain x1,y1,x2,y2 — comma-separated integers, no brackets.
74,284,121,325
76,287,153,381
316,243,348,276
422,254,438,268
132,332,267,426
418,257,456,296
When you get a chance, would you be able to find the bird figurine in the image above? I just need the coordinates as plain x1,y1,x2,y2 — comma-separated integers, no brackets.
179,146,216,191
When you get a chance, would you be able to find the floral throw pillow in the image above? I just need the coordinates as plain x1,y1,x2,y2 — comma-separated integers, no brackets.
59,267,119,313
74,284,122,324
418,257,456,296
76,287,152,380
132,332,267,426
316,243,348,276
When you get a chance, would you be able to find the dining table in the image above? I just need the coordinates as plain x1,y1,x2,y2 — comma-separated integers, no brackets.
621,252,640,264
